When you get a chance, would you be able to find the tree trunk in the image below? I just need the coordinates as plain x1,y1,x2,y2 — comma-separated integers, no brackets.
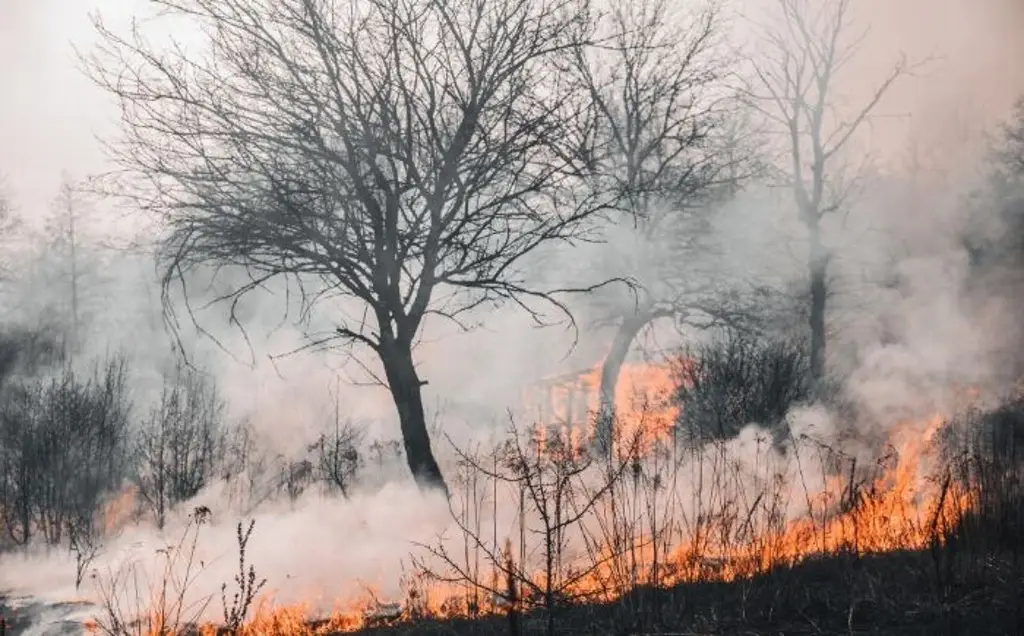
380,343,449,497
807,224,828,385
595,312,651,458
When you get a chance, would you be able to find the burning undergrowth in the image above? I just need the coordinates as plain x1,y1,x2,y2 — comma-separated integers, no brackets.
25,360,1017,636
0,332,1019,636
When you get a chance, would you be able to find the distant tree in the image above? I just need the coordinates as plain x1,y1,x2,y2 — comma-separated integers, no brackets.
0,177,8,219
133,361,225,529
0,175,26,286
976,97,1024,246
217,419,289,515
743,0,910,385
87,0,613,495
33,358,132,543
280,457,315,503
0,354,131,547
26,172,109,356
0,326,64,386
309,390,363,498
49,175,86,351
571,0,759,453
993,98,1024,183
961,97,1024,376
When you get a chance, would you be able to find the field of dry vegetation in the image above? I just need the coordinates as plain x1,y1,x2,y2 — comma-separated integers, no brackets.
1,0,1024,633
1,331,1020,635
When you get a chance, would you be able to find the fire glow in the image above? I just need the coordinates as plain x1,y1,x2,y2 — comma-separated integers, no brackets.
83,361,976,635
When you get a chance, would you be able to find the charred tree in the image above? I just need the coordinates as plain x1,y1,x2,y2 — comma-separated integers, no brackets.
86,0,611,494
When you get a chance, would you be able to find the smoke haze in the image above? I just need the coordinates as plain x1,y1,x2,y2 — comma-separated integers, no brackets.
1,0,1023,629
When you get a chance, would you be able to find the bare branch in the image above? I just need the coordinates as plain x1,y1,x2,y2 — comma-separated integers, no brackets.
85,0,609,492
741,0,912,382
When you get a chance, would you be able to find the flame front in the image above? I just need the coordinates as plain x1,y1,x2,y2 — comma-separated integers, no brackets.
523,360,682,457
87,361,980,634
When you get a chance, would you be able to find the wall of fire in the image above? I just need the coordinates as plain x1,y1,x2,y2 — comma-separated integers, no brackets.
520,362,681,445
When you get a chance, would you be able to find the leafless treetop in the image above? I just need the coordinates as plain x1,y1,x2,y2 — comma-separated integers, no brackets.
745,0,910,223
86,0,610,357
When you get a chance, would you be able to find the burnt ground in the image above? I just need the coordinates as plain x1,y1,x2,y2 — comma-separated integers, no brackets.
7,549,1023,635
341,549,1024,636
0,593,93,635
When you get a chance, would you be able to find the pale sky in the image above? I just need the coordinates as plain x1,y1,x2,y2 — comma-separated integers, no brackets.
1,0,1023,225
0,0,145,222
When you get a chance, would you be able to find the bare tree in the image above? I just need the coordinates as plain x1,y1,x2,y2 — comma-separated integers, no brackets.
0,177,8,221
417,420,638,636
219,419,280,514
46,174,88,355
992,98,1024,182
21,172,111,358
961,98,1024,377
0,353,131,549
744,0,909,383
571,0,758,451
133,362,226,529
310,419,362,498
69,515,104,591
86,0,611,495
306,377,363,497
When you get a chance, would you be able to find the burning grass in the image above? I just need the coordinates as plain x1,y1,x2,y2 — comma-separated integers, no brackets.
78,383,1024,636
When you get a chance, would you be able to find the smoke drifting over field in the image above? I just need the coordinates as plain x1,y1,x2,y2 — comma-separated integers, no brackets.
0,0,1023,631
0,0,1022,454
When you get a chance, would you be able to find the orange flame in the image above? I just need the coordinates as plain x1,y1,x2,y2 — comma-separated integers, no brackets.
99,484,139,534
524,360,682,457
87,362,980,634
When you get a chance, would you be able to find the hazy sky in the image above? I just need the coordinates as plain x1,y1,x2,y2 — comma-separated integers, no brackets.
0,0,150,226
2,0,1023,222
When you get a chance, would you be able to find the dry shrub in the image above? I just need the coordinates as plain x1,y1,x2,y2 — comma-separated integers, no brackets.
92,508,214,636
674,332,812,445
90,509,263,636
941,399,1024,557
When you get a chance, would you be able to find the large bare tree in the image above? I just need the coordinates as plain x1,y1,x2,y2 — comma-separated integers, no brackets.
745,0,908,384
86,0,607,495
571,0,755,451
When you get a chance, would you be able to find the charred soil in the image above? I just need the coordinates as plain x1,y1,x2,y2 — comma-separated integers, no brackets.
343,549,1024,636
